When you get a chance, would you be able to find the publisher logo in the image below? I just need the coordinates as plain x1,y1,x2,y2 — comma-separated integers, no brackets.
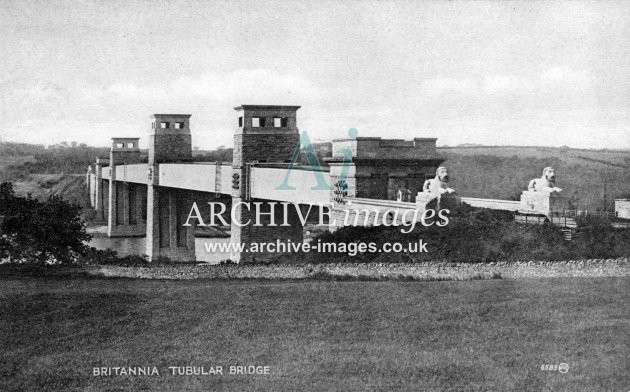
540,363,569,373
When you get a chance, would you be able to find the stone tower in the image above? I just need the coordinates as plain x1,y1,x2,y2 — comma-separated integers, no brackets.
149,114,192,164
107,138,142,237
146,114,196,261
233,105,300,164
231,105,302,263
110,137,141,166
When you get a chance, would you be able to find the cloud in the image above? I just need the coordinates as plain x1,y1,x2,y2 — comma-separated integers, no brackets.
420,66,594,99
540,66,593,86
0,78,70,120
105,69,322,106
1,66,620,150
482,75,533,95
420,77,477,96
107,82,143,97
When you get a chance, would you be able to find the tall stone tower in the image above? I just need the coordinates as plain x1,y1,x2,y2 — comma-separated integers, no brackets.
146,114,196,261
107,138,142,237
231,105,302,263
110,137,141,166
233,105,300,163
149,114,192,164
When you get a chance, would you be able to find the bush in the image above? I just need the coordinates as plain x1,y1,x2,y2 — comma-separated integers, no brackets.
294,206,630,264
571,215,630,259
0,182,91,264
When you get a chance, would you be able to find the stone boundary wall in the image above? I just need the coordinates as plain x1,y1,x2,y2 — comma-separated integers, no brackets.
93,258,630,281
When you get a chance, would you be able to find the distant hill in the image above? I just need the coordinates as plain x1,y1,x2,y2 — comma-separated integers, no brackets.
437,146,630,211
0,142,110,182
0,142,108,211
1,142,628,212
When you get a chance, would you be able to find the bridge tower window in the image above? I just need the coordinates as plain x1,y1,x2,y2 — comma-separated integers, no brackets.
174,122,185,129
127,142,134,148
238,116,243,127
116,143,124,149
252,117,265,127
273,117,288,128
160,122,170,129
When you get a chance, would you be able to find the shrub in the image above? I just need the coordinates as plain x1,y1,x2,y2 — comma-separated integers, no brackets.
0,182,91,264
293,206,630,264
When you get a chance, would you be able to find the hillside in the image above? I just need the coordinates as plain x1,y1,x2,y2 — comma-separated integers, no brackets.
438,146,630,211
1,142,628,212
0,142,110,182
0,143,103,212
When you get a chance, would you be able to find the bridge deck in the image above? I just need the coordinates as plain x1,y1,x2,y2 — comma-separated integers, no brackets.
102,163,334,204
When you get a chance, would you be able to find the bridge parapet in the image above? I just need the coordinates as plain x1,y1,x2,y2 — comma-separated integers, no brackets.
461,197,522,212
329,197,420,230
413,191,566,216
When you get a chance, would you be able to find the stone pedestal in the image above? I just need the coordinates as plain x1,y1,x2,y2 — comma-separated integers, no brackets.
519,191,568,215
615,199,630,220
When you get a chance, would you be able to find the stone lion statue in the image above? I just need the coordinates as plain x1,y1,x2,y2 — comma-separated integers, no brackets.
527,167,562,193
423,167,455,195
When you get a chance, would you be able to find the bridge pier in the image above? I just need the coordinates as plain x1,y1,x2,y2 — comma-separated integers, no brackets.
93,158,109,221
146,185,196,261
230,198,304,263
107,138,145,237
144,114,196,262
107,181,147,237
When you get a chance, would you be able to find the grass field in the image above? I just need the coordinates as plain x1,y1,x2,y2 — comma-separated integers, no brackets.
1,276,628,391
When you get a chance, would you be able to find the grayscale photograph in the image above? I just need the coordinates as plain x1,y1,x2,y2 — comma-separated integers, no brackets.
0,1,628,391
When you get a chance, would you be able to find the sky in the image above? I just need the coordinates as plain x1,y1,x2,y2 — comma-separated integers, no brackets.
0,0,628,150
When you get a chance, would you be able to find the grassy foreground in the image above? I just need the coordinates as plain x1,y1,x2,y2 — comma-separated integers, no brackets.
0,276,628,391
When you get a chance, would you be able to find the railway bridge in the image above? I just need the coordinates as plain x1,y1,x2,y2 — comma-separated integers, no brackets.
87,104,573,263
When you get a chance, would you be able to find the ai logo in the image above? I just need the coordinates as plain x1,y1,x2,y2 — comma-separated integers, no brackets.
275,128,357,191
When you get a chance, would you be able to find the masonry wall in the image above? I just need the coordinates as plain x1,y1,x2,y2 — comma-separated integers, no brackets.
353,163,438,200
332,137,439,160
233,133,299,165
95,259,630,280
149,134,192,164
231,198,304,263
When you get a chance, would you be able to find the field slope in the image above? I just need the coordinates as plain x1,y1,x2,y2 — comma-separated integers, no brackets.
0,276,628,391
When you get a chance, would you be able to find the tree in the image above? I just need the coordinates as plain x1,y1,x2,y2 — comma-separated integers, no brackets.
0,182,91,263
